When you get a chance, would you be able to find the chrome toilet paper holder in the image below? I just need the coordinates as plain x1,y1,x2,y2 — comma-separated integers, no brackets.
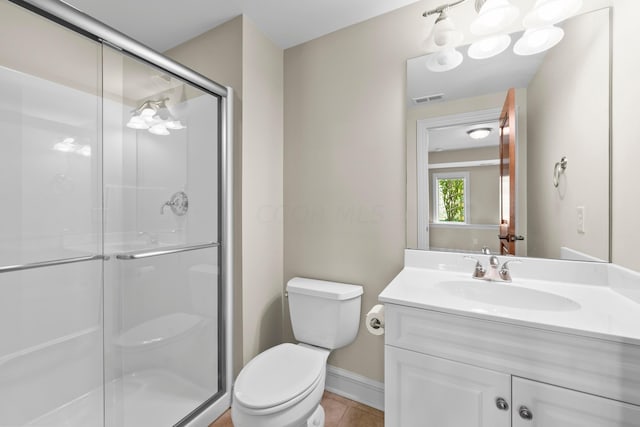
369,317,383,330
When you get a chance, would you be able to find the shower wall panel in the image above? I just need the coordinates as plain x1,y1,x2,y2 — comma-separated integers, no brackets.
102,46,222,426
0,1,103,425
0,1,228,425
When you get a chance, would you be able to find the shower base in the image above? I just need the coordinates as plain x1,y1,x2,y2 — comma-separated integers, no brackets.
27,370,212,426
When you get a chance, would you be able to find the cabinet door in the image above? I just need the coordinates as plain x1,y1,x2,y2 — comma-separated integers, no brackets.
385,346,511,427
513,377,640,426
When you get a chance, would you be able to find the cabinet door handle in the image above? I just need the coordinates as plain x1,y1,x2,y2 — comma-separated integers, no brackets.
495,397,509,411
519,405,533,420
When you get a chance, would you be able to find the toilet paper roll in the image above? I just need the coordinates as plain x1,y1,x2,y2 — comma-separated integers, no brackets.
366,304,385,336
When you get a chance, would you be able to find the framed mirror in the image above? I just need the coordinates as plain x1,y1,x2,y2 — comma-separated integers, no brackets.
406,6,611,262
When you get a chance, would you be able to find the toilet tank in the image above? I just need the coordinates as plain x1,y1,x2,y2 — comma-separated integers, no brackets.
287,277,363,350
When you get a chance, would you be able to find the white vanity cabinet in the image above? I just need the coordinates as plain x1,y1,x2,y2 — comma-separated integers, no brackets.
386,346,511,427
512,378,640,427
383,304,640,427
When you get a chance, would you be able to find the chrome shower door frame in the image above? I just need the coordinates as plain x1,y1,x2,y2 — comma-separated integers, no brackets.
8,1,234,425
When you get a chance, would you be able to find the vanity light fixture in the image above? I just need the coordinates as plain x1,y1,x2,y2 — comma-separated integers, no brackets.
513,25,564,56
126,98,186,136
422,0,467,53
467,127,493,139
422,0,467,71
424,11,465,51
470,0,520,36
425,47,464,72
422,0,578,70
52,137,92,157
523,0,583,28
468,33,512,59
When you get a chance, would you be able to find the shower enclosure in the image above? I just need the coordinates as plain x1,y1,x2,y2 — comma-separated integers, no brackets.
0,1,233,426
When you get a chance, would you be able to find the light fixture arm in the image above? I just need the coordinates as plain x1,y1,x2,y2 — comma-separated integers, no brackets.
131,97,170,115
423,0,468,17
474,0,488,12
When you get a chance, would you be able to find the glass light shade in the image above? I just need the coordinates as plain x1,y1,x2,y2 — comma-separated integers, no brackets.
154,104,172,121
139,107,155,117
514,25,564,56
471,0,520,35
468,34,511,59
165,120,186,130
149,123,170,136
523,0,582,28
53,141,76,152
126,115,150,130
425,48,464,72
429,14,464,50
77,145,92,157
467,128,492,139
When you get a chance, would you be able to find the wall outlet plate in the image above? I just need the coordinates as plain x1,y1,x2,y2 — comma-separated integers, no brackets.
577,206,585,234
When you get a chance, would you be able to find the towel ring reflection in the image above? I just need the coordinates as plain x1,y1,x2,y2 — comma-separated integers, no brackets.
553,156,568,188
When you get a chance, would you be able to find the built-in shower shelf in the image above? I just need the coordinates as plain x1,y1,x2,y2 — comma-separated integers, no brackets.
0,326,100,367
115,312,209,348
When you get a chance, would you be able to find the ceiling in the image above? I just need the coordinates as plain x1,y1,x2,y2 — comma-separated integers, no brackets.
406,30,545,108
64,0,423,52
429,121,500,152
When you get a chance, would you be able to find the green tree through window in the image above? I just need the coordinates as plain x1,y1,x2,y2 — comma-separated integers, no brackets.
437,177,465,222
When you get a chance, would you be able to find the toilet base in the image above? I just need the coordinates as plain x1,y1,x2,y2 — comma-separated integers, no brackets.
306,405,324,427
232,402,325,427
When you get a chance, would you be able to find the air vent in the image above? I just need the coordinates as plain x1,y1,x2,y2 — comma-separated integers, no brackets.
412,93,445,104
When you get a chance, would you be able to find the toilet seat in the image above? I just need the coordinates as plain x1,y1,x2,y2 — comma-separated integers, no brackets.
234,343,327,414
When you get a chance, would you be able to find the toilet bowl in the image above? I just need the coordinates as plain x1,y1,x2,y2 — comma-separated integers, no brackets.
232,344,329,427
231,278,363,427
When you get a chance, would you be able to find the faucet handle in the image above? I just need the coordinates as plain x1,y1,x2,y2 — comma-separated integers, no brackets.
464,256,486,279
481,246,491,255
499,259,522,282
160,191,189,216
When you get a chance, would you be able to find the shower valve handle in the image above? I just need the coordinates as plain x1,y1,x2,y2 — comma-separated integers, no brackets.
160,191,189,216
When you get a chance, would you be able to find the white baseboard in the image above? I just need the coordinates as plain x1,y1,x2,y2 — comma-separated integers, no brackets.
324,364,384,411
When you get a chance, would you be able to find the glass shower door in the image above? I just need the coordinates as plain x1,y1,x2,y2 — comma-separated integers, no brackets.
0,2,104,426
102,46,222,426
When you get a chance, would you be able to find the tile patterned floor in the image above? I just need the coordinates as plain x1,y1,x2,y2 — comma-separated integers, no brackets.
209,391,384,427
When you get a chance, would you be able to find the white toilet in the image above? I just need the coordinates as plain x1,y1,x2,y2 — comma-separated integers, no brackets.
231,277,363,427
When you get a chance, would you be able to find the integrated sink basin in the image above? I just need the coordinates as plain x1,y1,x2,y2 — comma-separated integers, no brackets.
436,280,581,311
379,250,640,346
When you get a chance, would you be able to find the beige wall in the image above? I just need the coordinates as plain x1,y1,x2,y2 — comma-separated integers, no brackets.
283,2,441,382
612,0,640,271
166,16,284,374
429,146,497,163
168,0,638,387
430,227,501,253
526,9,610,261
241,17,284,364
0,1,100,94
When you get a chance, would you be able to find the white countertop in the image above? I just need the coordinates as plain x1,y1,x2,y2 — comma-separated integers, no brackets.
379,265,640,346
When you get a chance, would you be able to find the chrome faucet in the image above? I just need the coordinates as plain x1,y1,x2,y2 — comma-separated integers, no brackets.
498,260,520,282
464,255,521,282
464,256,486,279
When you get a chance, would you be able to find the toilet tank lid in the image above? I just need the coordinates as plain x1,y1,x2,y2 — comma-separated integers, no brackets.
287,277,363,300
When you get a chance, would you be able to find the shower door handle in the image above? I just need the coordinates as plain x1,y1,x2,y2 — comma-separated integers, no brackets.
0,254,106,274
115,242,219,260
